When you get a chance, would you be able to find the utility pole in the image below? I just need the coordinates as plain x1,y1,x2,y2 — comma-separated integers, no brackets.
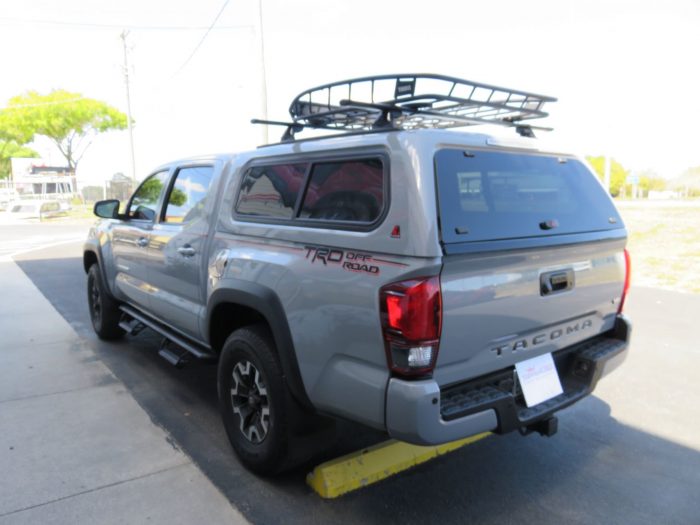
257,0,269,144
120,30,137,184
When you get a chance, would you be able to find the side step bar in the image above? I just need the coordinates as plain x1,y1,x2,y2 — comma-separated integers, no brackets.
119,316,146,336
119,305,216,362
158,340,191,368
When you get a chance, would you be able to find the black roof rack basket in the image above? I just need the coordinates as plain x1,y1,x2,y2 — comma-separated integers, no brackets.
252,74,557,142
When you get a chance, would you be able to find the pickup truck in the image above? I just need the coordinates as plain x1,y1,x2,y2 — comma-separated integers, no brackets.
84,74,631,474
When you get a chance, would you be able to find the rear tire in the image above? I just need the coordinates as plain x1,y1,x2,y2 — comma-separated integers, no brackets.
87,264,124,340
218,325,298,475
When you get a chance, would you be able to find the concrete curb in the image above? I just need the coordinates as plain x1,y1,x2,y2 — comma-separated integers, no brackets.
0,260,248,524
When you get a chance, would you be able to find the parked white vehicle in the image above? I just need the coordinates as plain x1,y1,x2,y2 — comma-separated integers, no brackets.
2,199,66,222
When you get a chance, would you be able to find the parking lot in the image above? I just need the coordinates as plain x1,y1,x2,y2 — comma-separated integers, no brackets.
4,223,700,524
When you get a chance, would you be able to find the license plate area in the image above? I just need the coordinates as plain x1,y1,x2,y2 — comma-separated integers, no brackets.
514,353,563,407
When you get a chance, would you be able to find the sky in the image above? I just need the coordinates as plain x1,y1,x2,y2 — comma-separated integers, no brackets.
1,0,698,185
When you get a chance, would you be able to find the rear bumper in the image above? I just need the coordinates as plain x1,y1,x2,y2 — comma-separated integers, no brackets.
385,315,631,445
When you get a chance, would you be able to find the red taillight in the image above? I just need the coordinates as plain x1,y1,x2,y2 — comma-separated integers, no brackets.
618,249,631,314
380,275,442,377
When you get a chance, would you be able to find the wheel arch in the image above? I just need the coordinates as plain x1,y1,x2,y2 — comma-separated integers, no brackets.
83,243,122,305
207,282,313,410
83,249,99,273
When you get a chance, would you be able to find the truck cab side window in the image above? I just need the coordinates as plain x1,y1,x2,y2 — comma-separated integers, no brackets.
299,159,384,223
235,163,308,219
128,171,169,221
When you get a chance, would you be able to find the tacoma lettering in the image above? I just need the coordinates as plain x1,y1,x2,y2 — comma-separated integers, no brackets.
490,319,594,356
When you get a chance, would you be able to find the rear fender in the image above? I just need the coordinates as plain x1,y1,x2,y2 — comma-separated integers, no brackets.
206,280,312,410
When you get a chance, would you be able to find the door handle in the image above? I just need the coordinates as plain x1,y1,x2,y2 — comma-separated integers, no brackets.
137,237,149,248
177,245,196,257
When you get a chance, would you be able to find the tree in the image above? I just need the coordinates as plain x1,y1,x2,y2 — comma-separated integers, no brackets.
137,176,166,203
670,167,700,197
585,156,629,197
636,169,667,197
136,176,187,206
4,90,127,174
0,142,38,180
0,109,38,179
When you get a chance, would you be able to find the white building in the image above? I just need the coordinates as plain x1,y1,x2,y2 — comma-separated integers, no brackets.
6,158,75,200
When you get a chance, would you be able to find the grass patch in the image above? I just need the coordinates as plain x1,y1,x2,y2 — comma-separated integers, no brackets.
65,205,95,220
617,201,700,294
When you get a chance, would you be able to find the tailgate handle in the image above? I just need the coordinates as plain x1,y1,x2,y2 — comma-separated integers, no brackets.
540,269,574,296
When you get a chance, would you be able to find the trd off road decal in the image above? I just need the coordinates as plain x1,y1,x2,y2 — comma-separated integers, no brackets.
304,246,386,275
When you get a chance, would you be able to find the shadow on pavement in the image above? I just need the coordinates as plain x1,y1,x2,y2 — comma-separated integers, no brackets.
15,253,700,525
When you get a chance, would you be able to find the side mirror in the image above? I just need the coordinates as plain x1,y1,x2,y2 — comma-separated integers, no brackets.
94,199,121,219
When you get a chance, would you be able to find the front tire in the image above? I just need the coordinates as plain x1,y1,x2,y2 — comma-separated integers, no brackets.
217,325,295,475
87,264,124,340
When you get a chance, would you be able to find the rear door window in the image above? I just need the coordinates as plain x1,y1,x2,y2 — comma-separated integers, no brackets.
163,165,214,223
435,149,623,244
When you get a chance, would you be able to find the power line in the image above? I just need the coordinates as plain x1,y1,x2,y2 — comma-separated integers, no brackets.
171,0,232,78
0,98,84,111
0,15,245,31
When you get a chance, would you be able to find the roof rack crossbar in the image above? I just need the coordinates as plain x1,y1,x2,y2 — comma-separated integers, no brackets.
250,118,306,142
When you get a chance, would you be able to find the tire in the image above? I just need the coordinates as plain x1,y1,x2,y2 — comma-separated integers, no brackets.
217,325,296,475
87,264,125,340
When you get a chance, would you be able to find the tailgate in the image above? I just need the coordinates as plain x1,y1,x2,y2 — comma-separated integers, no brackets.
434,240,626,387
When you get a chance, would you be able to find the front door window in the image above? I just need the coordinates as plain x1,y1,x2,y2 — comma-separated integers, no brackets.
128,171,169,221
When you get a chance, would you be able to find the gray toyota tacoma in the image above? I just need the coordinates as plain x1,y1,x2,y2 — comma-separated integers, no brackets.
84,74,631,474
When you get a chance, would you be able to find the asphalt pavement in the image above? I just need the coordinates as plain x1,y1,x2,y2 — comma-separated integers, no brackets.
4,225,700,524
0,223,87,261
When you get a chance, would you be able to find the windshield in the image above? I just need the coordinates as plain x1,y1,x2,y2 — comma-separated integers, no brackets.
434,148,623,244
